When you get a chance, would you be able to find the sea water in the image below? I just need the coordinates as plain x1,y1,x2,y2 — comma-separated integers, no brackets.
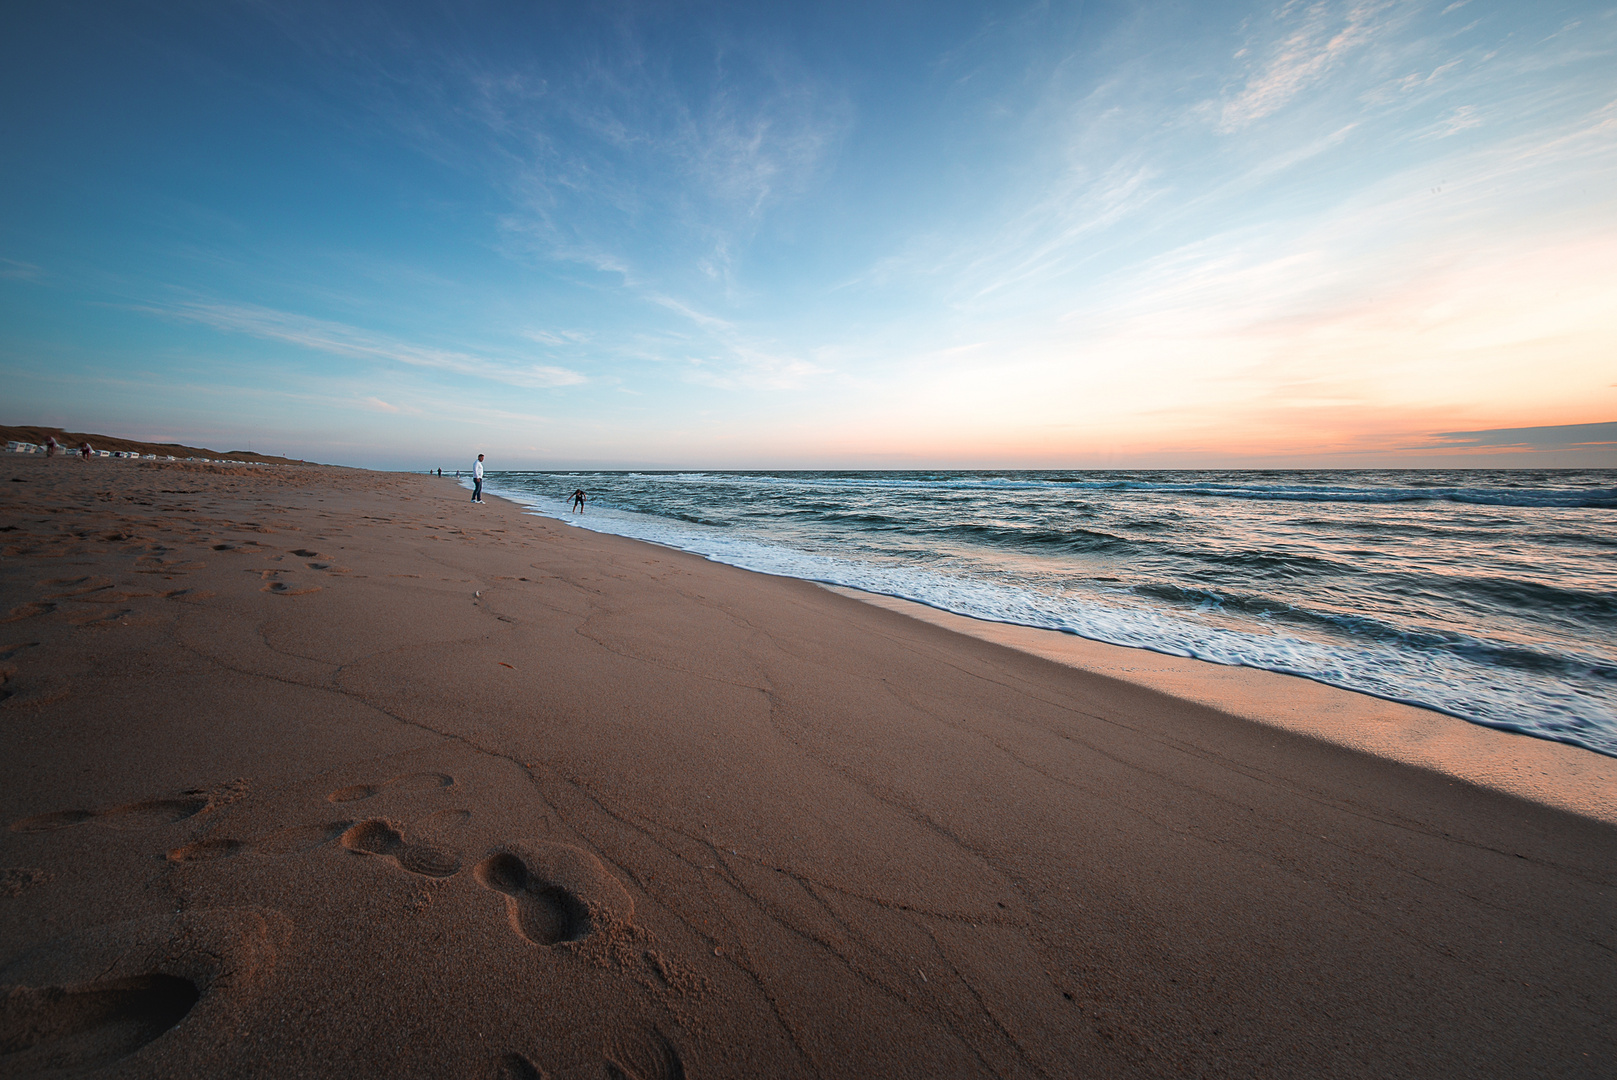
478,469,1617,758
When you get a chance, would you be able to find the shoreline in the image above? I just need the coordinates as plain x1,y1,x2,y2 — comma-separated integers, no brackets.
818,585,1617,827
478,466,1616,769
3,458,1612,1078
492,489,1617,827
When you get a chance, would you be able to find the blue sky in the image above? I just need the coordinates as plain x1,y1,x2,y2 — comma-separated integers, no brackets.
2,1,1614,469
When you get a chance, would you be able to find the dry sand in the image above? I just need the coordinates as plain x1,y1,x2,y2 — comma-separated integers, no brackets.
1,456,1612,1079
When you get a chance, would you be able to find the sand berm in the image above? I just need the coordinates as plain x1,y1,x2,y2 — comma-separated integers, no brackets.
1,457,1612,1079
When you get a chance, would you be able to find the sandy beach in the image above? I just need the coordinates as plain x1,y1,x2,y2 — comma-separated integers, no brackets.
2,457,1612,1079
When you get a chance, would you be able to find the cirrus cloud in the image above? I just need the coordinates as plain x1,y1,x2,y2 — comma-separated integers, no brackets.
143,299,587,390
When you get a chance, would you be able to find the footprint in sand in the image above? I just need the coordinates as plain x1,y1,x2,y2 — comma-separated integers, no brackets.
166,791,465,867
254,568,320,596
0,973,200,1073
0,909,282,1076
340,819,461,878
166,822,352,863
493,1051,548,1079
134,556,206,575
10,784,245,834
261,579,320,596
2,867,53,897
327,771,454,804
39,576,115,598
0,643,38,704
63,607,134,628
1,601,56,623
473,842,634,946
165,837,246,862
605,1030,687,1080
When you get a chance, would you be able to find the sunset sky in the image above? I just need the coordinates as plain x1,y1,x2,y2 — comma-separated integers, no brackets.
2,1,1614,469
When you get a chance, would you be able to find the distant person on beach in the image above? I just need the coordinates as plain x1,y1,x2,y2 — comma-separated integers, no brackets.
437,468,441,477
472,454,485,503
80,442,92,460
571,489,586,513
44,436,58,458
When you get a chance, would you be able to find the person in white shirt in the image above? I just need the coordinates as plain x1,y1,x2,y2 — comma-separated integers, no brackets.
472,454,485,503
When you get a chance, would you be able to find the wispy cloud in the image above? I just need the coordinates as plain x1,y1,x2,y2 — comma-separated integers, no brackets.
360,396,416,414
646,293,826,391
146,299,586,389
521,327,591,347
833,3,1414,317
454,31,848,292
853,0,1615,342
964,161,1166,302
681,346,824,392
0,257,43,280
1429,103,1483,136
253,3,852,304
1213,1,1391,133
649,293,734,332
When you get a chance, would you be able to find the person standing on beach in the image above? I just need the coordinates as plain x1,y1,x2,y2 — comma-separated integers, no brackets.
571,488,586,514
472,454,485,503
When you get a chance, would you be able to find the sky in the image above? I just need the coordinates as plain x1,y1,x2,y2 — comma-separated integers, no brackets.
2,0,1614,470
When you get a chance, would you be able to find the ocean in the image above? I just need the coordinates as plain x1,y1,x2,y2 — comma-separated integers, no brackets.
477,469,1617,758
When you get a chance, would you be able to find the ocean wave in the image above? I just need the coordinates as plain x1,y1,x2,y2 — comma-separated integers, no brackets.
578,468,1617,509
1072,481,1617,509
918,522,1138,554
1440,575,1617,622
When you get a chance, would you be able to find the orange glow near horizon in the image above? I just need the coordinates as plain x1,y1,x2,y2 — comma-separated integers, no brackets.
732,225,1617,468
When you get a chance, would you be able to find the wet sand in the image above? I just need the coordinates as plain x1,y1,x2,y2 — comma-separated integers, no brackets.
1,456,1612,1079
820,588,1617,827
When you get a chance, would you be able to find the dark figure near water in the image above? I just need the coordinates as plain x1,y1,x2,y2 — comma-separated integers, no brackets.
472,454,485,503
571,489,587,514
